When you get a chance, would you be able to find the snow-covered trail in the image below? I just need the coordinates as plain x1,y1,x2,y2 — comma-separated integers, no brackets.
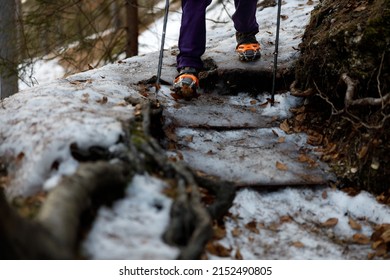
2,0,389,260
84,0,390,259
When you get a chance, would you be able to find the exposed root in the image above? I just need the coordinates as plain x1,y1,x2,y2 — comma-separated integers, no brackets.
342,73,390,107
0,95,239,260
37,161,131,251
135,101,214,259
290,80,314,97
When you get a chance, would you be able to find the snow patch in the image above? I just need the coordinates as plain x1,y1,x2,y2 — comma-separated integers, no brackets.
82,174,179,259
216,187,390,259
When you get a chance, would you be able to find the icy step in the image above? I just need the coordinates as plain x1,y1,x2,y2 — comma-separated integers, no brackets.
171,127,334,186
159,88,335,186
160,91,301,128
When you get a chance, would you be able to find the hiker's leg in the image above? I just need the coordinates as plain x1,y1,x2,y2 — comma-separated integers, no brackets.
232,0,259,34
233,0,261,61
177,0,212,70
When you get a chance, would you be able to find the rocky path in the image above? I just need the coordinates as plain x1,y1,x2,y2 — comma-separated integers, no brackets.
5,0,387,260
159,87,334,187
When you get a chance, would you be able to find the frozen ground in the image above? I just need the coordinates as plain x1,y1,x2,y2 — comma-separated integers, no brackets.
215,187,390,259
2,0,389,259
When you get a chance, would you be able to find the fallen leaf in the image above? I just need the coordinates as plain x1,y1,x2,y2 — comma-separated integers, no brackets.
372,240,384,250
115,101,128,106
176,151,184,160
183,135,194,142
235,248,243,260
168,156,177,162
289,105,306,114
245,221,259,234
206,242,232,257
295,113,306,122
280,119,291,133
97,96,108,104
280,215,292,223
291,241,305,248
278,137,286,143
376,193,386,203
374,223,390,232
213,224,226,240
268,223,280,232
322,191,328,199
374,242,387,256
259,100,269,107
250,99,257,105
249,107,257,113
297,153,311,162
276,161,288,171
322,217,338,228
280,14,289,20
381,229,390,243
16,152,25,162
348,218,362,231
357,145,369,159
354,6,367,12
231,227,241,237
352,233,370,244
307,132,323,146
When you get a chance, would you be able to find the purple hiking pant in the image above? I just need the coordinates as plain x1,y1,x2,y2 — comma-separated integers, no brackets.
177,0,259,71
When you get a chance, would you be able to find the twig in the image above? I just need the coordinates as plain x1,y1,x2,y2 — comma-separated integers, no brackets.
313,81,344,115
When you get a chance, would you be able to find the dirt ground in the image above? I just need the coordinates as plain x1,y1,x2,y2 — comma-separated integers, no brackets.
292,0,390,197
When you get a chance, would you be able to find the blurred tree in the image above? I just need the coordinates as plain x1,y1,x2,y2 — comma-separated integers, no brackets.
0,0,19,98
126,0,139,57
11,0,169,88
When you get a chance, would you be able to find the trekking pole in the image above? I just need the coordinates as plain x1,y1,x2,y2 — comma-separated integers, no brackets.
156,0,170,95
271,0,282,105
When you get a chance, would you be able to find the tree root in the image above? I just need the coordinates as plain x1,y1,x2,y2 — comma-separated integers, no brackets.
135,101,214,259
290,80,315,97
193,174,236,221
0,161,131,259
37,161,131,252
1,97,236,260
0,189,72,259
342,73,390,107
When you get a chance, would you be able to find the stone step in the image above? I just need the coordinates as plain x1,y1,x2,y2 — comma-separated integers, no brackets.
159,88,335,186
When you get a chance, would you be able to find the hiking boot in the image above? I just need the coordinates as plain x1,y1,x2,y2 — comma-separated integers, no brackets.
235,31,261,62
173,67,199,100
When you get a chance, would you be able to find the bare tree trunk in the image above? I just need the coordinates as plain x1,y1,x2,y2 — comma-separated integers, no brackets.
126,0,138,57
0,0,19,98
110,0,122,31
